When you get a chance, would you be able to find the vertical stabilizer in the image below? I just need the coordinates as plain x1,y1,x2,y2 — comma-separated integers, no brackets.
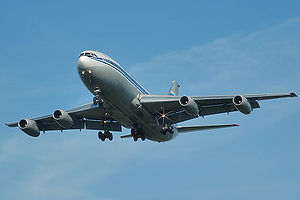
168,80,180,96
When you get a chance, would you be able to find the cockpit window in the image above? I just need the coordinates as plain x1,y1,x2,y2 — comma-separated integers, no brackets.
79,52,97,58
85,53,92,57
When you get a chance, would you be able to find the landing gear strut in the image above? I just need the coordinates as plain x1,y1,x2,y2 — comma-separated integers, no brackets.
131,128,145,141
98,130,113,141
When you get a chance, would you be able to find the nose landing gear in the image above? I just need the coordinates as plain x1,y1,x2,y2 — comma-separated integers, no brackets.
93,96,99,105
93,96,104,106
93,87,103,106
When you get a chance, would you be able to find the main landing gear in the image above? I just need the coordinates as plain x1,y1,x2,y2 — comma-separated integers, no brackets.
160,124,174,135
131,128,145,141
98,130,113,141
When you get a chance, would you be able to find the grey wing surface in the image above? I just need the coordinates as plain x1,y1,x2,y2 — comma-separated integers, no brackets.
140,92,297,124
6,103,122,132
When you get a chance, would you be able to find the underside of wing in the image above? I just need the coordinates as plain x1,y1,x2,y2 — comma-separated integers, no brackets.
139,92,296,125
139,95,258,124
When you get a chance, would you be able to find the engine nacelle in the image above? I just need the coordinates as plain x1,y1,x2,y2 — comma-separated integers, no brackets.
52,109,74,129
179,96,199,116
18,119,40,137
232,95,252,115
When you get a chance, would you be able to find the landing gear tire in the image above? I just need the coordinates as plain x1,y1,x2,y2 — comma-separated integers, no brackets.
108,132,113,141
160,125,173,135
169,126,174,134
131,128,146,142
98,131,105,141
160,128,167,135
93,96,99,105
131,128,136,135
131,128,138,141
98,130,113,141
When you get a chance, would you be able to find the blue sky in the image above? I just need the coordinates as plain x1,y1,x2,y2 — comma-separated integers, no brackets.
1,1,300,199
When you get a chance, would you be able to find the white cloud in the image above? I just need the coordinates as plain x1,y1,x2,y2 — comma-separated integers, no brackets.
129,18,300,96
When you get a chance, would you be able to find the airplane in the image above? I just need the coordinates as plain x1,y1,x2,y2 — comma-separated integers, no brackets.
6,50,297,142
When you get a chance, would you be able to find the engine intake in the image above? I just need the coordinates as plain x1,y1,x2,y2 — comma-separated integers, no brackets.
179,96,199,116
18,119,40,137
52,109,74,129
233,95,252,115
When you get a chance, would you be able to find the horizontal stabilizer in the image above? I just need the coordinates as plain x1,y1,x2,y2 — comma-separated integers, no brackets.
176,124,239,133
120,134,133,139
5,122,18,127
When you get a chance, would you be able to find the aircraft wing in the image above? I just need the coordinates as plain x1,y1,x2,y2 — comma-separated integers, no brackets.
140,92,297,124
5,103,122,132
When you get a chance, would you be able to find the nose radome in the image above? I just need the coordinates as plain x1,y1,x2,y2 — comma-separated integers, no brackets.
77,55,90,71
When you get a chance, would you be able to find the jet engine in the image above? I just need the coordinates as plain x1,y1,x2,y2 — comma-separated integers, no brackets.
52,109,74,129
232,95,252,115
179,96,199,116
18,119,40,137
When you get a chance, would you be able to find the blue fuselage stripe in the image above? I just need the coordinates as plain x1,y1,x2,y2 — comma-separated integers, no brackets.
93,57,149,95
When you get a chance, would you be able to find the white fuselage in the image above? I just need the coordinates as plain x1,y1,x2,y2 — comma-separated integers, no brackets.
77,51,178,142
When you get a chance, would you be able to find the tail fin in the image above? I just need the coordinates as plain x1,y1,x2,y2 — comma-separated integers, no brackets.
168,80,180,96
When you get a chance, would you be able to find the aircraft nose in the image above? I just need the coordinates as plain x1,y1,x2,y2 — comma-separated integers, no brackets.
78,55,95,77
77,56,89,71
